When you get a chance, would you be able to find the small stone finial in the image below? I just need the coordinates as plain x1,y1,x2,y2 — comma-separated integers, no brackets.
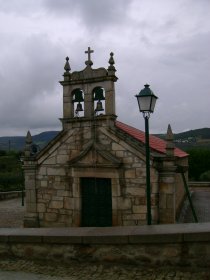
26,130,32,144
166,124,173,141
64,56,71,73
85,47,94,66
25,131,32,157
108,52,116,74
166,124,175,156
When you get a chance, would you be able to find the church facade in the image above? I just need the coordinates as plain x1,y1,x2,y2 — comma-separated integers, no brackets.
23,48,188,227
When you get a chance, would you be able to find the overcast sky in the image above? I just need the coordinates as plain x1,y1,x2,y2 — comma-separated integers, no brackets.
0,0,209,136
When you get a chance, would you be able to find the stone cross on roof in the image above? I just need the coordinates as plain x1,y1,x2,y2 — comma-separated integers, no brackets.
85,47,94,66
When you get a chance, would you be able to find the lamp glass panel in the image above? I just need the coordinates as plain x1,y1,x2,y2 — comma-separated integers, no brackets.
150,96,157,112
137,95,152,112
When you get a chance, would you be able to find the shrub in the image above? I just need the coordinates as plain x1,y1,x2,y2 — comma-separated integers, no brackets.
0,151,23,191
187,148,210,181
199,170,210,181
0,150,6,156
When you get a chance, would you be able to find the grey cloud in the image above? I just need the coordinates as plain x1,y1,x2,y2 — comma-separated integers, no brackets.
0,0,43,15
0,0,210,136
43,0,131,29
0,34,64,135
114,28,210,133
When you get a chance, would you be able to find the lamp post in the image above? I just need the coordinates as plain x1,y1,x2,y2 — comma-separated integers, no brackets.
135,84,158,225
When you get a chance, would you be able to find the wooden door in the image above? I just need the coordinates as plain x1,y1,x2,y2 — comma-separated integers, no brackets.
81,178,112,227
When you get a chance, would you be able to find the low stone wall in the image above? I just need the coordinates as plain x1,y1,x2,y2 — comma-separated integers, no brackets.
0,191,24,201
0,223,210,267
189,181,210,188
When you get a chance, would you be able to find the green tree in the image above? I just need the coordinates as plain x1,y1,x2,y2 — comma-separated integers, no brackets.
0,151,23,191
187,148,210,181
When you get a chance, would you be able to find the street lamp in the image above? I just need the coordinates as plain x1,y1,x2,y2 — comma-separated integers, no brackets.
135,84,158,225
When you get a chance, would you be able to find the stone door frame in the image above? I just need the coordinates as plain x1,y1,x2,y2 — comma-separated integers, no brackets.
71,167,121,226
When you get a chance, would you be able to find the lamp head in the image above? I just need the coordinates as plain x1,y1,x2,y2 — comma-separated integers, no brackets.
135,84,158,113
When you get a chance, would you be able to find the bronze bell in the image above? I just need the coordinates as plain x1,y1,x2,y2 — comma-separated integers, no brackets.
94,87,105,101
73,89,84,103
75,102,83,112
95,100,104,112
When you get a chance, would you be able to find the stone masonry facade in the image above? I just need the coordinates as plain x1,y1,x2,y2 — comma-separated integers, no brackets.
23,48,188,227
24,118,160,227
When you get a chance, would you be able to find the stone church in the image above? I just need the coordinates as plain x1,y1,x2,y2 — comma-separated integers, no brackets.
23,48,188,227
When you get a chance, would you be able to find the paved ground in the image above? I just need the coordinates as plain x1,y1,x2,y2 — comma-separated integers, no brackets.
0,192,210,279
0,259,210,279
0,197,25,227
178,187,210,223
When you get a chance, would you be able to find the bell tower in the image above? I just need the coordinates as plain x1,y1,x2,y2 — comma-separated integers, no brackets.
60,48,118,129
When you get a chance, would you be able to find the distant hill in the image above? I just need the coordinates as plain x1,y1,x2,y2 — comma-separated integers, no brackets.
1,127,210,152
173,128,210,140
0,131,59,151
156,127,210,150
32,131,60,147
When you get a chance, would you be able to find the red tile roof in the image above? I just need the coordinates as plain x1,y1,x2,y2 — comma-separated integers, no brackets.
115,121,188,158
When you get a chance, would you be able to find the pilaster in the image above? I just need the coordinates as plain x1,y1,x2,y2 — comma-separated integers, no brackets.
23,131,39,227
158,124,176,224
23,159,39,227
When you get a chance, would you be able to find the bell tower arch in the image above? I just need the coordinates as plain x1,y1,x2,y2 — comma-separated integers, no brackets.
59,48,118,129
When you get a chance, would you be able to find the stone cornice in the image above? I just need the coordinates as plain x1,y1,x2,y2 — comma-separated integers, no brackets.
60,74,117,86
